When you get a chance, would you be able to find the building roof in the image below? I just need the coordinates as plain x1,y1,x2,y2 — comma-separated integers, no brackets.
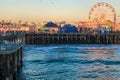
45,22,58,27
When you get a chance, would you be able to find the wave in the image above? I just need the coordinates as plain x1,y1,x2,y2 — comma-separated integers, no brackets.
23,58,120,65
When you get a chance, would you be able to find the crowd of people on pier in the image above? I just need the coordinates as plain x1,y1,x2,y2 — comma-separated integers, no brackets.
0,21,116,37
0,26,111,37
0,30,25,44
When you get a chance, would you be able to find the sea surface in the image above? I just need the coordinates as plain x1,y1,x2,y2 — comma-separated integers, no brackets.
19,44,120,80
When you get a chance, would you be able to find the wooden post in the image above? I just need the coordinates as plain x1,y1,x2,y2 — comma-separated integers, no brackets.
3,54,6,80
17,49,21,72
12,52,17,80
52,35,54,44
9,53,14,80
0,56,1,78
115,35,117,44
0,54,3,79
5,54,10,80
20,47,23,68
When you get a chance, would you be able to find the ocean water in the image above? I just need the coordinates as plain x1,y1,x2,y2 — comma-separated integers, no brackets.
19,44,120,80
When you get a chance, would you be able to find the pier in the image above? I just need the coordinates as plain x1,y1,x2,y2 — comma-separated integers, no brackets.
0,33,25,80
25,33,120,45
1,32,120,80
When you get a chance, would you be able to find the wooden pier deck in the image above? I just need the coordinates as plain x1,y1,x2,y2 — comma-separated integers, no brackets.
0,42,24,80
0,33,25,80
25,33,120,45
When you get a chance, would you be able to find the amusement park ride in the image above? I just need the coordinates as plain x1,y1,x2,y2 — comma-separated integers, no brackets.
88,2,116,31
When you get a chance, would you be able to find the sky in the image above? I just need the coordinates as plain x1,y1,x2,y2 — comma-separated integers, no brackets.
0,0,120,23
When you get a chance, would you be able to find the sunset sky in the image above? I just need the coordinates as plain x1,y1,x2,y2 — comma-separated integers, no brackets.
0,0,120,23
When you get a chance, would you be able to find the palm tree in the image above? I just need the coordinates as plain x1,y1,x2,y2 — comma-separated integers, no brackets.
31,22,35,32
19,20,22,26
8,20,11,31
25,21,28,25
1,20,5,27
31,22,35,25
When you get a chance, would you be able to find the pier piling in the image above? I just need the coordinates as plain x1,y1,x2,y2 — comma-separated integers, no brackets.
25,33,120,45
0,45,23,80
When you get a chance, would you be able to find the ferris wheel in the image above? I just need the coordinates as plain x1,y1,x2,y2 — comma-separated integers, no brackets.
88,2,116,31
